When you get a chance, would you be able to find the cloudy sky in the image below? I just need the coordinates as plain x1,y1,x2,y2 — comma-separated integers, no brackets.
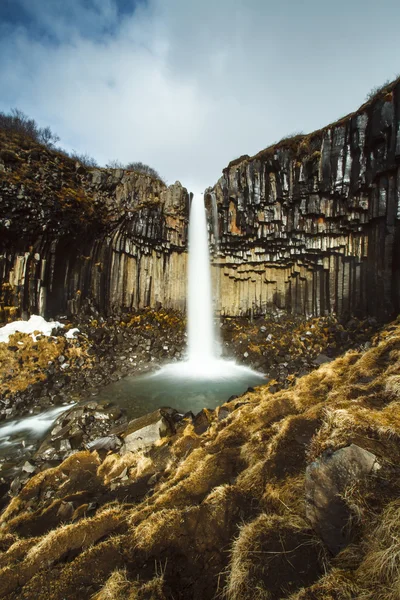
1,0,400,191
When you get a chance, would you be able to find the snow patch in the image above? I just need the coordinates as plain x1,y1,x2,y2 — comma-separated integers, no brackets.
0,315,64,344
65,328,80,339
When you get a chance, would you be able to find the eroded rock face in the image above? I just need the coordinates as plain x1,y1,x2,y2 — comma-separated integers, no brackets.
207,81,400,318
0,139,189,319
305,444,380,554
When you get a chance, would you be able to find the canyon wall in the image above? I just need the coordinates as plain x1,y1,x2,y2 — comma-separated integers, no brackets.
0,135,189,320
2,78,400,322
207,79,400,319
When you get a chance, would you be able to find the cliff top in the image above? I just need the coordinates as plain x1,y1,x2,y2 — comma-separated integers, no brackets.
0,128,188,243
226,75,400,171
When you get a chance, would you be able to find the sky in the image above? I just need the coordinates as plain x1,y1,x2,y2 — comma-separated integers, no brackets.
1,0,400,192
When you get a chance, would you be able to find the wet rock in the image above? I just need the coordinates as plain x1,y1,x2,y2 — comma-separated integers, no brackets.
305,444,380,554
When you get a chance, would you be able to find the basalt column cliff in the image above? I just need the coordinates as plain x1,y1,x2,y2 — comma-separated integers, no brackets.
207,79,400,319
0,134,189,320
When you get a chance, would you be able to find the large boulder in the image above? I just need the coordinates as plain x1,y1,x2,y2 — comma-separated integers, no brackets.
305,444,380,554
120,408,176,453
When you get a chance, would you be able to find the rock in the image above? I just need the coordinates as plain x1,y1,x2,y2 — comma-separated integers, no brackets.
10,476,21,496
305,444,380,554
57,501,74,520
192,409,214,435
86,435,121,451
313,354,332,366
216,406,230,421
121,409,174,453
21,461,36,474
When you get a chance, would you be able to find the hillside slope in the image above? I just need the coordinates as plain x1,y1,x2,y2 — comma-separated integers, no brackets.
1,319,400,598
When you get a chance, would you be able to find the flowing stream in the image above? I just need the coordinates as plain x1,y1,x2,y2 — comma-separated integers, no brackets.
0,193,265,461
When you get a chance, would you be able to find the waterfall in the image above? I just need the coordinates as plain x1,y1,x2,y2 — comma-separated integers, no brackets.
152,189,264,380
187,193,215,362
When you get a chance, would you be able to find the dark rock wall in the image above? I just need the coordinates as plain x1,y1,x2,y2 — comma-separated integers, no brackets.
0,141,189,319
207,81,400,319
3,79,400,322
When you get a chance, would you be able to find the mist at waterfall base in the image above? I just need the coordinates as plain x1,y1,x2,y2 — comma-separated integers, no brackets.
93,193,265,419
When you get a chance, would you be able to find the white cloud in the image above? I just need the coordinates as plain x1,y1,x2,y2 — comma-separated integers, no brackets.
1,0,400,192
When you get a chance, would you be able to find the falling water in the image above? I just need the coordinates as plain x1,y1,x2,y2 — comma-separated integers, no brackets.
151,191,264,379
187,193,215,361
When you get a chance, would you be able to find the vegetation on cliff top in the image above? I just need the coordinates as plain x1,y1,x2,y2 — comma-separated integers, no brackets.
0,108,164,183
1,318,400,598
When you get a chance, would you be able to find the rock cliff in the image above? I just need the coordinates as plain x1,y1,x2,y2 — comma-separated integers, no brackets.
0,131,189,320
2,78,400,322
207,78,400,319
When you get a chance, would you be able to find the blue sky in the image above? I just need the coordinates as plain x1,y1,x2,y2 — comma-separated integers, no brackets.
0,0,400,191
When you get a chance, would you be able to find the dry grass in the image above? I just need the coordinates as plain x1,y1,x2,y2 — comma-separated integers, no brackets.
224,513,324,600
0,330,93,396
4,320,400,598
356,500,400,599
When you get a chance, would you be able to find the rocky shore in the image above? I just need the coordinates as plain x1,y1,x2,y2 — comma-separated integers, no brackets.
0,309,381,521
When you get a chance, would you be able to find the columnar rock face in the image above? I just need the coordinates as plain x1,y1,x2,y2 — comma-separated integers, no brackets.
0,136,189,319
207,80,400,319
2,80,400,322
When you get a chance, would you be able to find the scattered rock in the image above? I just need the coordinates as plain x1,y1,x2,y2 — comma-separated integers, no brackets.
121,409,175,453
305,444,380,554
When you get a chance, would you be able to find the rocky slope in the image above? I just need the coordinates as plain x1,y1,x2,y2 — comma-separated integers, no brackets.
0,131,189,320
1,319,400,599
207,77,400,319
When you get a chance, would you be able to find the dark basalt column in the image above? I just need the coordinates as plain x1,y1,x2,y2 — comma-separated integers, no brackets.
206,82,400,319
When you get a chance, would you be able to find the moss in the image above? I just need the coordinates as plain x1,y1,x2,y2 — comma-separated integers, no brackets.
0,329,93,396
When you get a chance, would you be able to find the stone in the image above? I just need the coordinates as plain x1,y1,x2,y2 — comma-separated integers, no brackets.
192,409,214,435
21,461,36,474
305,444,380,554
121,409,174,453
86,435,121,451
313,354,332,366
57,501,74,520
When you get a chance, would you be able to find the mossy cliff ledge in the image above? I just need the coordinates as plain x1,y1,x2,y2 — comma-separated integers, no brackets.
208,79,400,319
0,132,189,319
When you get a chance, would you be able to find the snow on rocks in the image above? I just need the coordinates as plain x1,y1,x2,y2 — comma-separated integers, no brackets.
0,315,64,343
65,328,80,339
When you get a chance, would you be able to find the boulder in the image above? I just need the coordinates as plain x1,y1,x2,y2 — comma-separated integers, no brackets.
305,444,380,554
313,354,332,366
120,409,174,453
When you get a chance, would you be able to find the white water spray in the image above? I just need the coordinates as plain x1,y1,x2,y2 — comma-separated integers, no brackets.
188,193,215,362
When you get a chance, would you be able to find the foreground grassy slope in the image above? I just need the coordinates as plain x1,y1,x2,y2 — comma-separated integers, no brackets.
2,320,400,598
